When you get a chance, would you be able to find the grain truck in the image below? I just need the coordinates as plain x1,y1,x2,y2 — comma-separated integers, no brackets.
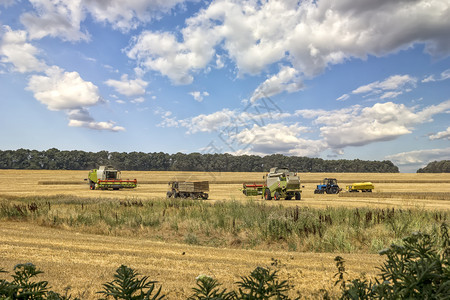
166,181,209,199
87,166,137,190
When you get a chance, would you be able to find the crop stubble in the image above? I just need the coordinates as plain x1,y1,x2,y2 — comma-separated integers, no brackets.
0,170,449,209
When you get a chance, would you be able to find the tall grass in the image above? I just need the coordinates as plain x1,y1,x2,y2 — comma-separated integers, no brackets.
0,195,447,253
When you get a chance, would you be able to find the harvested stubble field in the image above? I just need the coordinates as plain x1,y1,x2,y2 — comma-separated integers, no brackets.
0,170,449,298
1,170,450,208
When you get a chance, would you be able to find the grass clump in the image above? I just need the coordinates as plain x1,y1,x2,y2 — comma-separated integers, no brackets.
0,196,448,253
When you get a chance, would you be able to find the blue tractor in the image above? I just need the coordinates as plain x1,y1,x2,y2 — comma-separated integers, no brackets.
314,178,341,194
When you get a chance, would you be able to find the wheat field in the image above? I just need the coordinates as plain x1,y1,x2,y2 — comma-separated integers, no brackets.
0,170,449,209
0,170,449,298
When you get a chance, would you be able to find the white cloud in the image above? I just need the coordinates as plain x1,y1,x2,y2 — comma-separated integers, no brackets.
18,0,189,42
154,108,179,128
161,106,291,135
233,123,326,157
336,94,349,101
131,97,145,104
26,65,124,131
181,108,236,134
21,0,90,42
422,69,450,83
27,66,101,110
250,66,304,103
190,91,209,102
351,74,417,99
126,0,450,85
297,100,450,149
126,27,221,84
66,108,124,131
422,75,436,83
83,0,187,32
0,26,47,73
104,74,148,97
429,127,450,140
69,119,125,131
386,147,450,172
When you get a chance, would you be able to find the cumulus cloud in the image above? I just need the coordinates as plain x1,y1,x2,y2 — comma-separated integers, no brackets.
126,0,450,84
27,66,101,110
190,91,209,102
26,66,124,131
233,123,326,157
161,106,290,135
126,27,220,84
386,147,450,172
18,0,189,42
181,109,236,134
104,74,148,97
83,0,187,32
0,26,47,73
21,0,90,42
297,100,450,149
429,127,450,140
250,66,304,103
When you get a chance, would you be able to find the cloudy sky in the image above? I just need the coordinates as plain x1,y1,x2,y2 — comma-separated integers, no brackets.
1,0,449,172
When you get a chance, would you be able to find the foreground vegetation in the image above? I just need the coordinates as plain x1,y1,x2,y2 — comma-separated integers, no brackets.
1,195,447,253
2,226,449,299
0,148,399,172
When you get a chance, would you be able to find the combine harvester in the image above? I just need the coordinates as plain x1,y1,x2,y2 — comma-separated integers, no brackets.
242,167,302,200
87,166,137,190
346,182,374,192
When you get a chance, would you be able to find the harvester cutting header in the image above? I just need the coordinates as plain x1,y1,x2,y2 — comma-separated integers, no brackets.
87,166,137,190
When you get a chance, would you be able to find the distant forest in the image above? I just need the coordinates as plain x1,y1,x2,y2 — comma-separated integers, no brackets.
417,160,450,173
0,148,399,173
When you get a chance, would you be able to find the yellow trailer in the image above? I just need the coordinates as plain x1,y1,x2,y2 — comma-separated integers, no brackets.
346,182,374,192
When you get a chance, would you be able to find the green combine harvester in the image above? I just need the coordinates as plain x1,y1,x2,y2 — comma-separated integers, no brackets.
87,166,137,190
242,167,302,200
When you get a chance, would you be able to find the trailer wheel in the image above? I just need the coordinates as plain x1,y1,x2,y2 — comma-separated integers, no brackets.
264,189,272,200
166,191,172,198
295,192,301,200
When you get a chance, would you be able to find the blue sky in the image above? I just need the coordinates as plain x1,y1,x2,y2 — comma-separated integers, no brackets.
0,0,449,172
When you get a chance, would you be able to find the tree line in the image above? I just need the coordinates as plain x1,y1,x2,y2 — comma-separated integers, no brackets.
0,148,399,172
417,160,450,173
